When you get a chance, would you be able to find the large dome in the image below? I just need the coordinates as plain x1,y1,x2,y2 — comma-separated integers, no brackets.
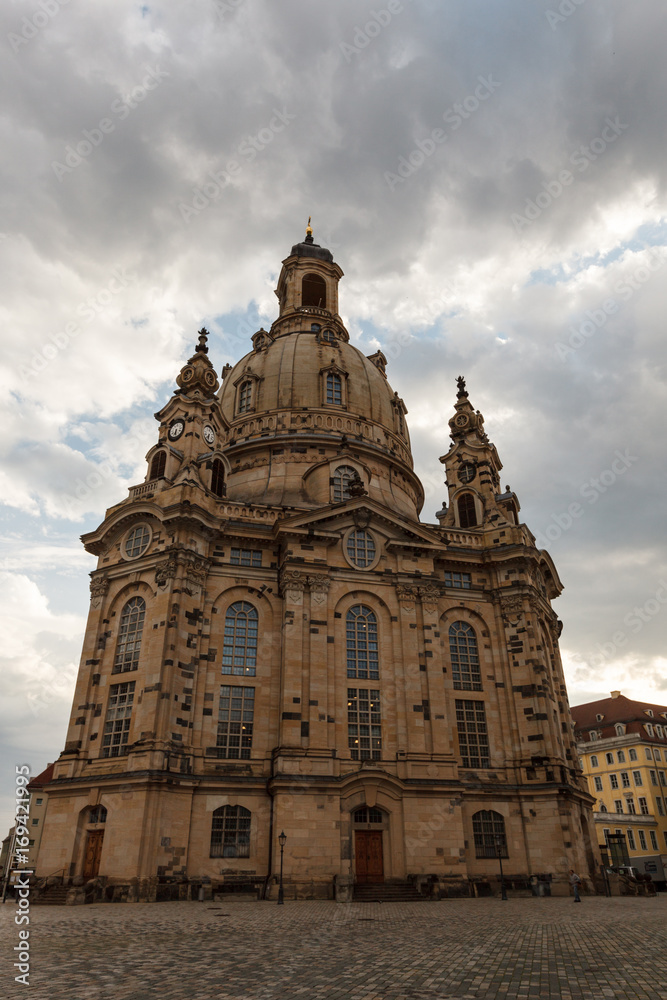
215,235,424,517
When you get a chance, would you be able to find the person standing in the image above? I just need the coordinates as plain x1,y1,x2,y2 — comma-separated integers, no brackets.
569,869,582,902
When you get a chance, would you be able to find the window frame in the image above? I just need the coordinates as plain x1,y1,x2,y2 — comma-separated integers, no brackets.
216,685,255,760
210,804,251,858
113,597,146,674
222,601,258,676
472,810,508,859
455,699,490,769
346,605,379,681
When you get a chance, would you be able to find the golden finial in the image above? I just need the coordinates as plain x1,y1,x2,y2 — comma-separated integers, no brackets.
306,216,313,238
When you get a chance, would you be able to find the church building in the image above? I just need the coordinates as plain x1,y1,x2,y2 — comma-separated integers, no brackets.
37,228,597,901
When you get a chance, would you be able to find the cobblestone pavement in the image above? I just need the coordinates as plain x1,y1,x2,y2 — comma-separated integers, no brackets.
2,895,667,1000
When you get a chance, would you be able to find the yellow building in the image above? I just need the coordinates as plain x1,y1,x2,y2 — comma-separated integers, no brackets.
37,229,596,902
572,691,667,886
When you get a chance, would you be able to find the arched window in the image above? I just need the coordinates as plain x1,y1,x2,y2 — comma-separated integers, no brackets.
149,450,166,480
590,755,599,768
302,272,326,308
326,372,342,405
346,530,376,568
457,493,477,528
238,380,253,413
449,621,481,690
211,459,225,498
472,810,507,858
89,805,107,824
210,805,251,858
346,605,379,680
113,597,146,673
222,602,258,675
332,466,356,502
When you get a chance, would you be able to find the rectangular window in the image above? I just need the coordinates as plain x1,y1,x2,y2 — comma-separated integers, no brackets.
639,797,649,815
627,829,636,850
629,748,638,761
657,798,665,816
216,686,254,759
655,749,662,761
605,752,614,765
632,770,643,786
664,831,667,850
610,774,619,789
444,571,472,589
31,819,39,826
638,830,647,851
621,772,630,788
348,689,381,760
660,771,666,786
614,800,623,813
590,755,598,768
627,799,636,815
230,548,262,567
650,830,658,850
594,776,603,792
35,798,43,805
617,750,626,763
326,372,343,405
102,681,135,758
646,748,653,760
650,770,658,785
455,699,490,769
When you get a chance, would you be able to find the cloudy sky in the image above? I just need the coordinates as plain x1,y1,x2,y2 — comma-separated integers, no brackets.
1,0,666,836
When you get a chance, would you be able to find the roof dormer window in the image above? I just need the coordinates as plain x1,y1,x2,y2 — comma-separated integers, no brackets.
615,724,626,736
596,713,604,722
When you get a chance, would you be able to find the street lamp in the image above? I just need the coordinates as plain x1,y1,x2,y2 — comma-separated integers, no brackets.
277,831,286,905
495,834,507,901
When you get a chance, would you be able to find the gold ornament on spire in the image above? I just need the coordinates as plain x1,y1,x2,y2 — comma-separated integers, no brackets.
306,216,313,237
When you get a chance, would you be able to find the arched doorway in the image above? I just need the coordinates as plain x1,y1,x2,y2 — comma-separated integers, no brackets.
353,806,386,884
81,805,107,879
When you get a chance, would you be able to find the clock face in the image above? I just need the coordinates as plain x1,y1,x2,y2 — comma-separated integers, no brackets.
203,425,215,445
455,414,468,427
458,462,476,484
169,420,185,440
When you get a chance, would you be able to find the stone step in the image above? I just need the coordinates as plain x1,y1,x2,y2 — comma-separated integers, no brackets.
33,886,70,905
353,882,427,902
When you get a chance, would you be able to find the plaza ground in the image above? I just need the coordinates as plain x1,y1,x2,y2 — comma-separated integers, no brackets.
2,895,666,999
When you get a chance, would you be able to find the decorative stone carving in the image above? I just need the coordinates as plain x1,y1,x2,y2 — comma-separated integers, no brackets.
352,508,371,529
155,558,178,589
500,595,524,623
396,584,418,610
281,570,306,604
89,575,109,608
418,584,440,613
308,574,330,605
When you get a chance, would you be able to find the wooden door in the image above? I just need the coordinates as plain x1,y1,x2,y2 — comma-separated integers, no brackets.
83,829,104,879
355,831,384,883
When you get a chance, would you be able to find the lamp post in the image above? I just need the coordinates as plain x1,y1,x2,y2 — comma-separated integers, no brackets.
495,834,507,901
277,831,286,905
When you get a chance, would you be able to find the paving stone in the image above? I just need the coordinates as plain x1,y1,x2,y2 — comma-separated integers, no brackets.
1,897,667,999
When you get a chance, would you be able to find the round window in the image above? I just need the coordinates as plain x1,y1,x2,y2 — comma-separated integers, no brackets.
458,462,476,484
124,524,151,559
346,529,376,568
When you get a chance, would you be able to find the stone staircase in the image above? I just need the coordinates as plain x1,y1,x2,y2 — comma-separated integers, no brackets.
352,880,427,902
32,884,70,905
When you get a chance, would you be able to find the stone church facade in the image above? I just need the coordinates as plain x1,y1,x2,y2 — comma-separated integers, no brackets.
38,229,597,901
